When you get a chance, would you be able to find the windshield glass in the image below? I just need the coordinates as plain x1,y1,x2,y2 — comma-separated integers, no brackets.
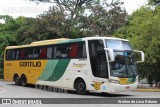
109,51,137,77
106,40,132,50
105,39,137,78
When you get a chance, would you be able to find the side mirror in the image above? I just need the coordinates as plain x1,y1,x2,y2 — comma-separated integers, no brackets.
134,50,145,63
104,48,115,62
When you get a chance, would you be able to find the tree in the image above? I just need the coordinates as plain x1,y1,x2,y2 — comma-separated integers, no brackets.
15,16,37,45
82,1,127,36
148,0,160,5
28,0,127,38
0,15,37,55
0,15,13,23
29,0,94,18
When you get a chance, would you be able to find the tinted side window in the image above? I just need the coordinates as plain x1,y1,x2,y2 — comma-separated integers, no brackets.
34,48,40,59
54,44,68,58
80,43,87,58
6,49,24,60
68,42,86,58
27,47,53,59
69,44,78,58
6,50,14,60
19,49,28,59
6,42,87,60
27,48,41,59
39,47,47,59
28,48,34,59
15,50,20,60
47,47,53,59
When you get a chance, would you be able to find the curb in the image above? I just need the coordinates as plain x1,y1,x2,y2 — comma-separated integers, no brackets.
134,89,160,92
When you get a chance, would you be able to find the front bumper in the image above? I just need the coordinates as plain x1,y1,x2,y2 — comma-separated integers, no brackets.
107,82,138,93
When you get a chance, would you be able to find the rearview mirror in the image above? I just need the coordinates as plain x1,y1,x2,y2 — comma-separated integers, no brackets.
104,48,115,62
134,50,145,63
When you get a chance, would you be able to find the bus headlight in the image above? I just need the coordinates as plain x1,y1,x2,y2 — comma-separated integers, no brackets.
109,79,120,84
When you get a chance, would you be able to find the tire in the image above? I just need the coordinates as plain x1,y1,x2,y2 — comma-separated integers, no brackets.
21,75,27,87
75,79,87,95
14,75,21,86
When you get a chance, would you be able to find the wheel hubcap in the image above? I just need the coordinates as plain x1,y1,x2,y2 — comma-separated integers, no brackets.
78,83,84,90
15,77,19,83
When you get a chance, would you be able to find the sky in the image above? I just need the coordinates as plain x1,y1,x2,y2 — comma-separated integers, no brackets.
0,0,148,23
123,0,148,14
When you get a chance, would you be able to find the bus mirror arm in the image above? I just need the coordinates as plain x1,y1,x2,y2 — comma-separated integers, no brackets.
104,48,115,62
134,50,145,63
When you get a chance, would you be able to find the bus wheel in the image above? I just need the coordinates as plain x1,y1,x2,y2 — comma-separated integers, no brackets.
21,75,27,87
14,75,21,86
75,79,87,95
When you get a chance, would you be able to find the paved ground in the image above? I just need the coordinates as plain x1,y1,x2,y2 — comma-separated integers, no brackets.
0,80,160,107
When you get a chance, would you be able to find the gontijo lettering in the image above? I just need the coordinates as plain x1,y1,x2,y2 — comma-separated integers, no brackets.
19,61,41,67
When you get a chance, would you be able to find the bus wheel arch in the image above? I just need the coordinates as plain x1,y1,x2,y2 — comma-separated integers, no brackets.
13,74,21,86
21,74,27,87
74,77,87,95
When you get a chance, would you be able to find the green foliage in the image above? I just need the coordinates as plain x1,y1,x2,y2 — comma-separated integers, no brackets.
0,15,36,63
0,15,15,58
0,15,13,23
33,0,127,38
84,1,127,36
15,17,37,45
114,6,160,84
148,0,160,5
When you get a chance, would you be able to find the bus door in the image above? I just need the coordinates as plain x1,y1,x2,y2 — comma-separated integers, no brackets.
88,40,109,80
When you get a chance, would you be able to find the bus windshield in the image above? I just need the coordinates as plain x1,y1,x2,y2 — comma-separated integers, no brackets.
105,40,137,78
109,51,137,77
106,39,132,50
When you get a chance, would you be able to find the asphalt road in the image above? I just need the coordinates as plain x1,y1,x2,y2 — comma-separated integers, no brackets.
0,80,160,107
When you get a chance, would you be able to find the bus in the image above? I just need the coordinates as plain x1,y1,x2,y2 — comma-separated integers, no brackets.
4,37,144,94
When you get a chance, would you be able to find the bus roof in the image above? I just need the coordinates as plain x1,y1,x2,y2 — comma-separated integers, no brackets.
5,37,128,49
84,37,128,41
31,38,69,44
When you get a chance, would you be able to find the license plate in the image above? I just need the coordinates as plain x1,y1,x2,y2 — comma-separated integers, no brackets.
126,86,130,89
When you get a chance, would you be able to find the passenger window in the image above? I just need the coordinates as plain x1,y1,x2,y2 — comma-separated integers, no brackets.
39,48,47,59
6,50,14,60
69,43,86,58
16,50,20,60
79,43,87,58
68,42,87,58
19,49,27,59
55,44,68,58
7,49,28,60
69,44,78,58
33,48,40,59
28,48,34,59
27,48,40,59
47,47,53,59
